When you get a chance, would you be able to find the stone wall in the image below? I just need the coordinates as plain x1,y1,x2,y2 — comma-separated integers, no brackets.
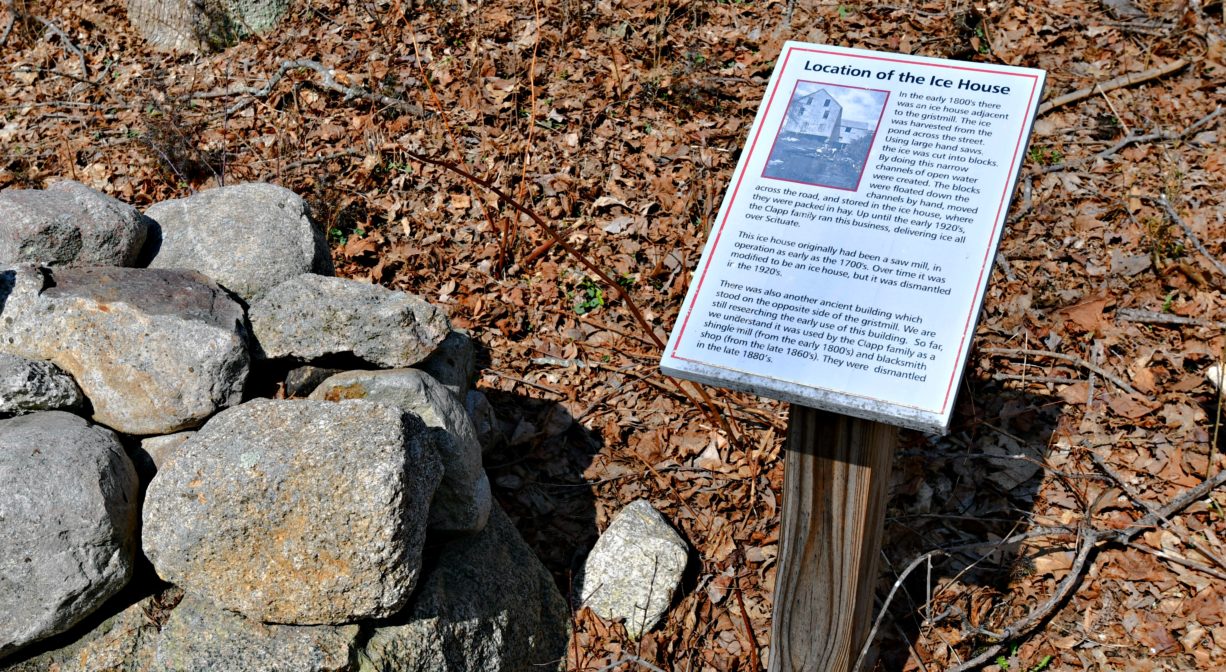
0,180,568,671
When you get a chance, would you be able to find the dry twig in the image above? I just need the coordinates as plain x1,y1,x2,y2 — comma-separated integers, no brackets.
981,347,1141,397
1040,107,1222,175
1090,453,1226,572
1116,308,1226,329
1038,59,1188,115
199,59,428,118
1150,194,1226,279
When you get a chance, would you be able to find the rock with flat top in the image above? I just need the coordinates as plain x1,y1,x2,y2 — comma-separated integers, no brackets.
249,274,450,368
0,265,249,435
310,368,489,533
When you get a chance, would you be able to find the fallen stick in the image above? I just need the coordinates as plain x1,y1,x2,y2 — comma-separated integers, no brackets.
1090,453,1226,572
981,347,1141,397
896,466,1226,672
198,59,428,118
1117,307,1226,329
33,14,87,77
1040,106,1222,175
1038,59,1188,115
1151,195,1226,279
1113,467,1226,544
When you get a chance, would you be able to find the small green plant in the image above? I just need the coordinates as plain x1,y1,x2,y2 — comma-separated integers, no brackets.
1027,145,1063,166
573,277,605,315
328,225,364,245
996,649,1054,672
837,5,852,18
1161,290,1177,313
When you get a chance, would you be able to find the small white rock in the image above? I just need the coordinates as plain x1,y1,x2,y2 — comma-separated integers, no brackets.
1207,364,1223,393
580,499,689,638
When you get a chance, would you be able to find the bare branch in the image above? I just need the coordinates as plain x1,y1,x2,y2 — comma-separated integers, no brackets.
33,14,87,77
981,347,1142,397
1038,59,1189,115
1040,107,1222,175
1090,452,1226,572
946,523,1097,672
1111,468,1226,545
202,59,428,118
1117,308,1226,329
1150,194,1226,279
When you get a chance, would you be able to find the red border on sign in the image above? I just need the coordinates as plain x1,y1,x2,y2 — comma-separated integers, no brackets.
669,45,1042,418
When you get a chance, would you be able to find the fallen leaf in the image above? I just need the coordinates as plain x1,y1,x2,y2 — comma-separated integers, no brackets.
1058,296,1110,334
1108,392,1161,419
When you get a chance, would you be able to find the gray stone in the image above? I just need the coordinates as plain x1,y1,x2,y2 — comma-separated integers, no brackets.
139,431,195,471
413,330,477,399
154,593,359,671
0,265,250,435
145,183,333,303
0,411,139,660
0,591,162,672
309,369,490,533
0,353,85,415
249,274,450,368
464,390,501,455
0,180,149,267
362,505,568,672
142,398,443,624
578,499,689,638
284,365,346,398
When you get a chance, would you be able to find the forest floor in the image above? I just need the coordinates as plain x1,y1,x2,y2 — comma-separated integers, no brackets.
2,0,1225,670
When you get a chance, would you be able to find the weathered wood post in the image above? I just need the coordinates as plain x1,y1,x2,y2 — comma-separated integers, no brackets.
660,42,1044,672
769,409,896,671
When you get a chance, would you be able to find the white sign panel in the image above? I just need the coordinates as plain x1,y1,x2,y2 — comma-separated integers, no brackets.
660,43,1046,433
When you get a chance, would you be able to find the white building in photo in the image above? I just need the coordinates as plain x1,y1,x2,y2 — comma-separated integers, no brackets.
781,88,842,143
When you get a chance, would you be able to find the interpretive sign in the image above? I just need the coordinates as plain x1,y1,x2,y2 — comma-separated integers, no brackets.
661,42,1045,433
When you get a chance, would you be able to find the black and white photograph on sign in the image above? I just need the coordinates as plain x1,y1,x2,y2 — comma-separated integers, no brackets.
762,81,888,191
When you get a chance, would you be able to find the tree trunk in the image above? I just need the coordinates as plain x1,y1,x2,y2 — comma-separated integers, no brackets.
126,0,289,54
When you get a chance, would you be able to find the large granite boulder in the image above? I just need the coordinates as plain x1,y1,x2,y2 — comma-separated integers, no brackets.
0,180,149,267
310,368,490,534
154,593,360,671
363,505,569,672
145,183,333,303
0,412,140,661
579,499,689,638
249,274,450,368
142,398,444,624
0,353,85,415
0,265,250,435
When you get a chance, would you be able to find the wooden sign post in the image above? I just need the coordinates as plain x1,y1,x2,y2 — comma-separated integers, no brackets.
660,43,1045,671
